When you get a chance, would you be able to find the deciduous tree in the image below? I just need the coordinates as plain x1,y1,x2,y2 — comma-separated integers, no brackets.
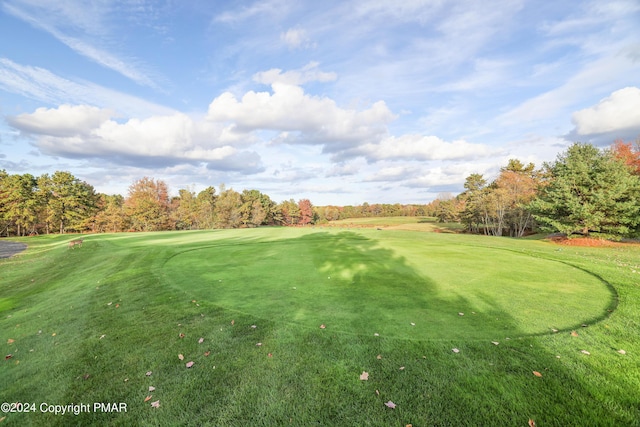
611,139,640,175
125,177,171,231
298,199,315,225
214,185,243,228
39,171,97,234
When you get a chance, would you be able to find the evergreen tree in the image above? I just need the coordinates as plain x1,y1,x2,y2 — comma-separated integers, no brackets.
528,143,640,238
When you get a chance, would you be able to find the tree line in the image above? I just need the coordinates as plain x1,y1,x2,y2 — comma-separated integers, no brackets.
0,172,316,236
431,140,640,238
2,140,639,239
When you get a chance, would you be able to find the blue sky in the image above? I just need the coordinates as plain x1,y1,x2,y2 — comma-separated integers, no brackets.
1,0,639,205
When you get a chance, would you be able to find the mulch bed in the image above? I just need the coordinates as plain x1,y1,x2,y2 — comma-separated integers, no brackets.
0,241,28,258
549,236,640,248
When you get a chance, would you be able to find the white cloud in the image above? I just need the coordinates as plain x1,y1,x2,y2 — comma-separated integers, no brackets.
364,166,419,182
6,105,262,171
215,0,290,23
8,104,112,137
357,135,493,162
3,2,160,89
496,54,639,128
0,58,174,117
406,161,496,189
206,82,395,147
253,62,336,86
280,27,314,49
571,87,640,136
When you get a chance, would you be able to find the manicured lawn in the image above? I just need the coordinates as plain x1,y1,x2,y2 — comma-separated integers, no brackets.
1,228,639,426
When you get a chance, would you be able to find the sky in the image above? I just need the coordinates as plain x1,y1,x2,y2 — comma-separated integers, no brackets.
1,0,639,205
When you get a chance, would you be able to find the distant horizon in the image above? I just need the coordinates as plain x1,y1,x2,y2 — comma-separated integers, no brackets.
1,1,639,205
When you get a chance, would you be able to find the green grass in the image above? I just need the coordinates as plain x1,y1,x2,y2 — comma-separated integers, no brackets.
1,228,639,426
325,216,465,232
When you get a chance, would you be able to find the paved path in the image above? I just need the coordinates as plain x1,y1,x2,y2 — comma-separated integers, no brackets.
0,241,28,258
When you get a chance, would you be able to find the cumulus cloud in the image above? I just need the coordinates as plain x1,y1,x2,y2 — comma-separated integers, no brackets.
8,104,113,137
570,86,640,140
7,105,262,171
207,82,395,149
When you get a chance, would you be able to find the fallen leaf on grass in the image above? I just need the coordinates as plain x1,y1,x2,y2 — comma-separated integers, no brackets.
186,361,194,368
83,373,90,380
178,354,184,361
146,371,152,376
52,333,56,336
5,354,12,360
251,325,257,329
198,337,204,344
399,366,405,370
179,333,185,339
268,353,273,358
115,304,120,308
149,386,155,392
458,312,464,316
360,371,369,380
384,401,396,409
150,400,160,408
528,420,536,427
204,351,211,357
320,324,326,329
7,339,14,344
374,333,379,337
618,349,626,355
491,341,499,345
410,322,415,326
99,334,105,339
376,354,382,360
452,348,460,353
144,396,152,402
107,302,112,306
231,320,235,326
532,371,542,377
551,328,559,333
571,331,579,337
581,350,590,355
256,343,262,347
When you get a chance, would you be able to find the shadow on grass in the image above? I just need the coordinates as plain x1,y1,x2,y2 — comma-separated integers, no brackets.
164,231,540,341
1,230,636,425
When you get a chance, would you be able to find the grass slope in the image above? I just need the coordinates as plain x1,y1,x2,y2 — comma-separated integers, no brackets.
1,228,639,426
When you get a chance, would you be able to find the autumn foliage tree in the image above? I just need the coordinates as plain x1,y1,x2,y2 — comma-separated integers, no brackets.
611,139,640,175
297,199,315,225
125,177,171,231
93,194,127,233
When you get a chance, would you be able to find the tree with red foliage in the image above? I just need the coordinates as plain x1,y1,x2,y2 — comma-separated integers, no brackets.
298,199,315,225
611,139,640,174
